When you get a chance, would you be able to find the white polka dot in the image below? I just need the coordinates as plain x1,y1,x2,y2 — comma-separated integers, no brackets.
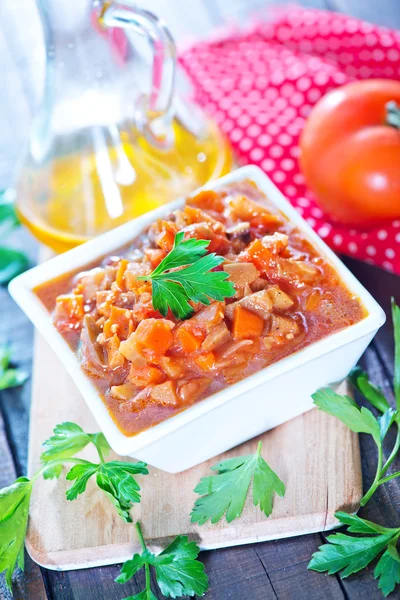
250,148,264,162
383,261,394,272
307,217,316,227
377,230,388,241
259,134,272,147
239,137,253,152
348,242,358,254
281,158,295,171
307,88,321,103
366,245,377,257
393,221,400,227
278,133,292,146
229,106,241,119
388,49,400,62
247,124,261,138
333,234,343,246
318,225,331,238
297,76,312,91
285,185,296,197
230,128,243,142
267,123,280,135
290,92,305,107
298,197,310,208
297,206,304,216
311,207,323,218
270,145,284,158
385,248,395,259
261,158,276,171
237,114,251,128
294,173,305,185
272,171,286,184
395,233,400,243
290,146,300,158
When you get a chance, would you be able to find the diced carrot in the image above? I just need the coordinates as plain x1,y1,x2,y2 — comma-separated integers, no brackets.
134,319,174,355
188,189,225,212
103,306,132,339
156,228,175,252
232,305,264,340
129,365,164,387
183,206,225,233
150,380,178,406
194,352,215,371
176,327,203,353
115,259,129,290
245,239,273,273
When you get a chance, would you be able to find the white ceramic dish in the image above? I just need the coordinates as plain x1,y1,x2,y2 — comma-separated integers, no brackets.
9,166,385,472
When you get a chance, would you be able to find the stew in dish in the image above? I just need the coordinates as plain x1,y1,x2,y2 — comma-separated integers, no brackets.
35,180,365,435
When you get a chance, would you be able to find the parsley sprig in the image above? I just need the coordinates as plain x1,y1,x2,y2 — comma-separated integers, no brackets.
309,298,400,596
0,347,28,390
312,301,400,507
309,512,400,597
0,422,148,590
138,232,235,320
0,189,29,285
116,522,208,599
191,441,285,525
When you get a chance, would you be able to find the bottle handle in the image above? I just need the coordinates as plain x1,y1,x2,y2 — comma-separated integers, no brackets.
101,1,176,149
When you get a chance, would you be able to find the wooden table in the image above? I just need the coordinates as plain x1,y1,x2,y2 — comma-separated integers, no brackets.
1,1,400,599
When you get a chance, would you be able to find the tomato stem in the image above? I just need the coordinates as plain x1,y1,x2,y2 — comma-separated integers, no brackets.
386,101,400,129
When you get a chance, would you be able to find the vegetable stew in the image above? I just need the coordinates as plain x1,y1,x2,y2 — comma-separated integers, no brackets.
35,180,366,435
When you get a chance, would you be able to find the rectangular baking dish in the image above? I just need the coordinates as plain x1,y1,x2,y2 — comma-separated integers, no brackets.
9,165,386,472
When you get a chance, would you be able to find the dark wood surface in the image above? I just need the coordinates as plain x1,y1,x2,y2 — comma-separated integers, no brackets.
2,1,400,599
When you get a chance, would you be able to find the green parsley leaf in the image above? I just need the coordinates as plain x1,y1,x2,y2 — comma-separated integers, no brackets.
150,232,209,276
116,522,208,598
374,544,400,597
0,189,19,233
0,346,28,391
378,408,399,442
0,347,11,372
95,461,148,522
154,535,208,598
308,531,395,578
65,463,99,500
309,511,400,592
349,365,390,413
392,298,400,409
0,368,29,391
40,422,111,469
0,247,29,285
0,477,32,590
138,233,235,319
190,441,284,525
63,459,148,522
335,511,395,535
312,388,381,445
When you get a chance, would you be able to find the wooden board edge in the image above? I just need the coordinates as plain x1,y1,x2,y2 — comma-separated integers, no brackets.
25,504,358,572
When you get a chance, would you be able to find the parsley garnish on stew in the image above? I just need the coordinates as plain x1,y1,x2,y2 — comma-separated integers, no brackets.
138,232,236,320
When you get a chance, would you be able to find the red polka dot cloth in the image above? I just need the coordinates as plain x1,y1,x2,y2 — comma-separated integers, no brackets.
179,7,400,274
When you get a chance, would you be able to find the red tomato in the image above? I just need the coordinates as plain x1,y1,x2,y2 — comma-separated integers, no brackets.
299,79,400,226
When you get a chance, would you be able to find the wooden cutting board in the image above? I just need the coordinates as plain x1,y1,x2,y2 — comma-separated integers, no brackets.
26,333,362,571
